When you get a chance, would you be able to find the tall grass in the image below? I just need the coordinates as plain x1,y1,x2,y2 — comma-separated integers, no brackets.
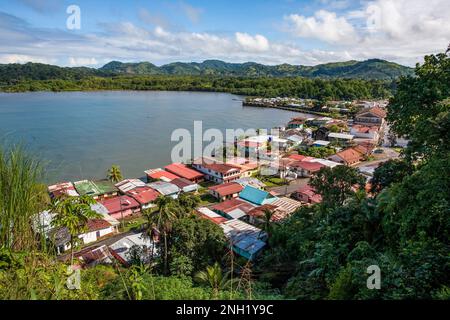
0,144,48,251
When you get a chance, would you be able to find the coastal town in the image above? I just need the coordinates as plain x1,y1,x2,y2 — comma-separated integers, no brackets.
35,98,403,268
0,0,447,304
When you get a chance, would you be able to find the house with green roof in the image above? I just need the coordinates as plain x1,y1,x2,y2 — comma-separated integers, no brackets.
74,179,118,200
239,185,277,206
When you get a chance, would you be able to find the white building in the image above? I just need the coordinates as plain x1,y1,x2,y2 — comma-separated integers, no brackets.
192,158,241,184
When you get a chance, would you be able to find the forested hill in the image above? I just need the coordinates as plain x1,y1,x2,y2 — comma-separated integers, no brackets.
100,59,413,80
0,58,413,82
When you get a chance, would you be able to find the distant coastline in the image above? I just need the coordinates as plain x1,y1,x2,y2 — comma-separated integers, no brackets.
0,74,393,101
242,101,331,116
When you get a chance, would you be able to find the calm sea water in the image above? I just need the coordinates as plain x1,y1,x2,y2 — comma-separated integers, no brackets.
0,91,305,183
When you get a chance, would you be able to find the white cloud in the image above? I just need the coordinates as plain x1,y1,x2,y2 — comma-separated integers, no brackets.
235,32,270,52
1,0,448,68
284,0,450,65
285,10,358,43
0,54,55,64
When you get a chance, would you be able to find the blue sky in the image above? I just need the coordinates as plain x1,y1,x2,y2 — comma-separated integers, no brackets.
0,0,448,67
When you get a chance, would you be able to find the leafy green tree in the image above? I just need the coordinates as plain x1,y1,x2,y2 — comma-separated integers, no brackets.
327,265,356,300
168,215,226,275
309,166,366,209
126,245,147,266
370,159,413,193
169,251,194,277
299,146,336,158
176,192,201,215
388,52,449,160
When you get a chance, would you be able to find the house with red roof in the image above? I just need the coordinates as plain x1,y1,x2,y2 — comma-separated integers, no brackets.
208,182,244,201
328,148,364,166
81,219,116,244
246,204,278,225
292,184,322,205
225,157,259,178
290,160,325,177
354,107,387,127
287,154,309,161
145,168,180,182
164,163,204,183
350,124,380,142
353,142,375,157
192,158,241,183
287,117,305,129
99,195,141,220
126,186,160,210
211,198,255,219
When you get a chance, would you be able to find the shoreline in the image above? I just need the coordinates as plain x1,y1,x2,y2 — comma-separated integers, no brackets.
242,102,332,116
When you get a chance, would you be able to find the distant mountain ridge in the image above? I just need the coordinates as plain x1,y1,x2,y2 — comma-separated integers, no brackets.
99,59,413,79
0,58,414,82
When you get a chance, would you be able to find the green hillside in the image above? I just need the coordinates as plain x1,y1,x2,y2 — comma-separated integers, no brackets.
0,58,413,82
99,59,413,79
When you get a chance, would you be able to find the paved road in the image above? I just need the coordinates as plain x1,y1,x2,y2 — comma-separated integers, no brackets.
57,229,142,262
268,178,310,196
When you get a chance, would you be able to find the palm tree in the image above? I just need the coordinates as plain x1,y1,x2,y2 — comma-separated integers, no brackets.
260,208,275,240
148,195,178,274
107,165,123,183
51,195,100,264
194,262,237,299
142,208,160,263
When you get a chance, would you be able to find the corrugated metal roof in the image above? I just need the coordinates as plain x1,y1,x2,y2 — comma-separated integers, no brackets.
197,207,228,224
271,197,302,217
328,132,354,140
209,182,243,197
227,208,247,219
164,163,203,180
234,237,266,255
221,219,266,241
145,168,180,181
115,179,146,193
147,181,180,195
234,177,266,189
74,180,101,196
48,182,79,197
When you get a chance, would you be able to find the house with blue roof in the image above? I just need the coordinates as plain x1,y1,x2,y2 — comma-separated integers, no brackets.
239,185,277,206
